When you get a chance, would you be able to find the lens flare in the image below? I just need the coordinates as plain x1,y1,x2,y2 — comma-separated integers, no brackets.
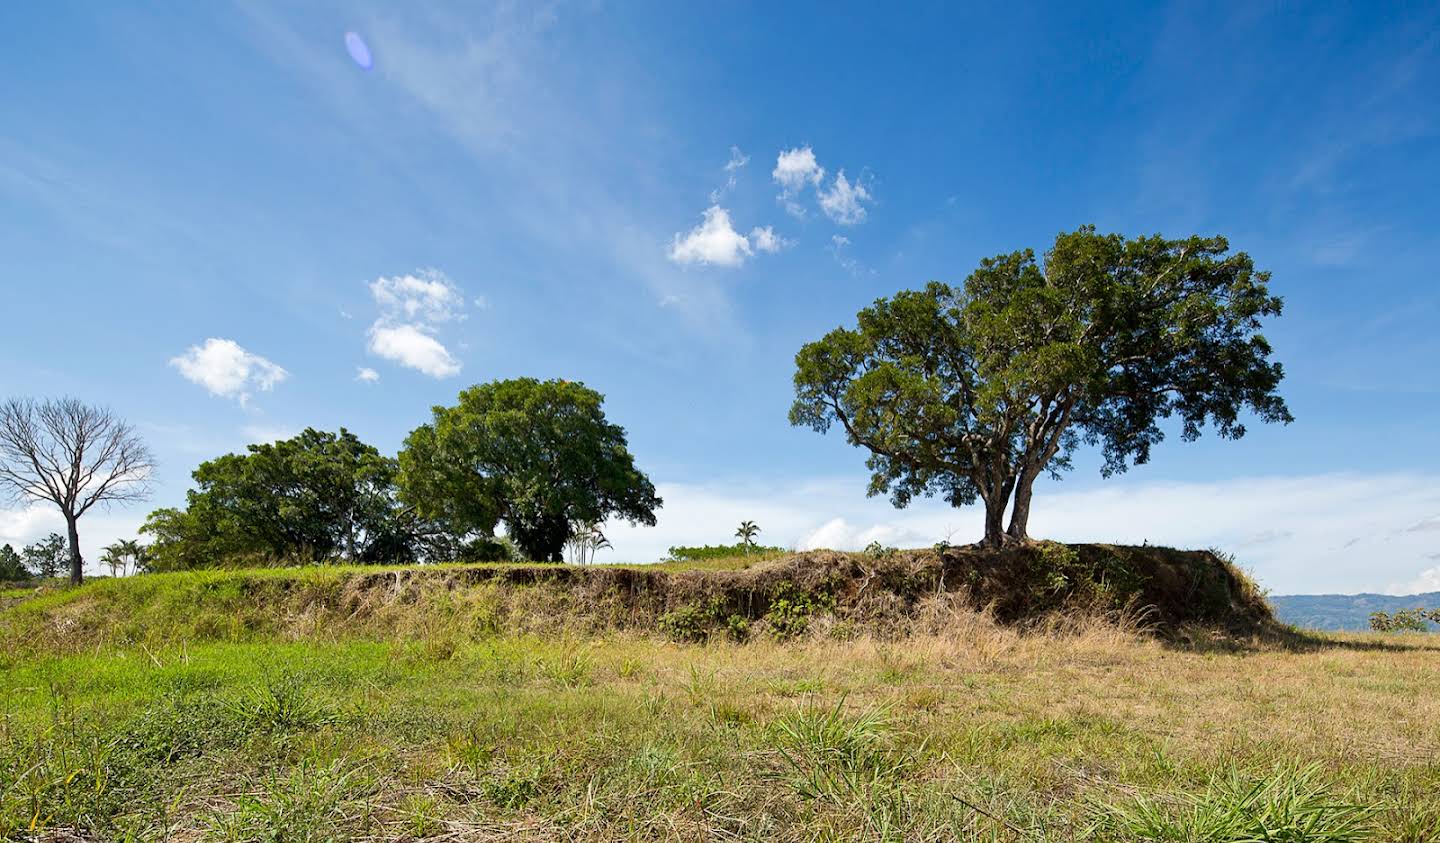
344,31,373,70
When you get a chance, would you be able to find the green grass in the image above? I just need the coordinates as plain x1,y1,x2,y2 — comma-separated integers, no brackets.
3,632,1439,839
3,563,1438,840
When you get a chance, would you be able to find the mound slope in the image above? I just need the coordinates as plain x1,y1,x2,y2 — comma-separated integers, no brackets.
1,543,1273,655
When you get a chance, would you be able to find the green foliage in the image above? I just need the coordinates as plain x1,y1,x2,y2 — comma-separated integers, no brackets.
1092,763,1377,841
658,598,754,643
665,543,785,562
863,541,897,560
141,428,417,569
765,580,836,639
1020,542,1149,613
22,533,67,580
0,543,27,581
398,378,660,562
1369,608,1440,632
791,226,1291,545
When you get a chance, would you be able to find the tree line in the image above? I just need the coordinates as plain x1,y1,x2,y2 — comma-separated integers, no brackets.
0,535,146,582
143,378,660,570
2,226,1293,582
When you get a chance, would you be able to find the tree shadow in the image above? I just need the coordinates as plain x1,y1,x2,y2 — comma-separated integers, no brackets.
1158,623,1439,655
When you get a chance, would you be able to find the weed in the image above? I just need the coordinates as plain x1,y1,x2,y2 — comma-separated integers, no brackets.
1092,763,1378,842
206,759,370,843
772,698,912,805
224,673,334,733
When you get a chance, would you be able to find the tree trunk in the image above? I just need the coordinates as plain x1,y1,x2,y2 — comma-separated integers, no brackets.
64,512,83,585
981,495,1007,547
978,472,1017,547
1006,468,1037,542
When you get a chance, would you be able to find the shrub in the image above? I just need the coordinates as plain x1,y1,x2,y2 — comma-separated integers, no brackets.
1369,608,1439,632
665,543,785,562
765,581,836,639
863,541,897,560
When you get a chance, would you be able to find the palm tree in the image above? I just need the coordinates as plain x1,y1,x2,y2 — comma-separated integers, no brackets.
565,521,612,565
100,538,146,577
100,543,124,578
735,520,760,554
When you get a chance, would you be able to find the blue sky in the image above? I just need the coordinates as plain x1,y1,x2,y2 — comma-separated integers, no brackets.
2,2,1438,593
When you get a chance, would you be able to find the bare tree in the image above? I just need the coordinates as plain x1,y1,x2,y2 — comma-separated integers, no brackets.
0,398,155,584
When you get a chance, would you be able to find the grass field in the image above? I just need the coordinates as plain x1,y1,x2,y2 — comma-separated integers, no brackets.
3,559,1439,841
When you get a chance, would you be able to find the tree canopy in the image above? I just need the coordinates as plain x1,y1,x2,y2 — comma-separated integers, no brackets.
791,226,1291,547
143,428,414,567
398,378,661,561
0,543,27,581
22,533,69,580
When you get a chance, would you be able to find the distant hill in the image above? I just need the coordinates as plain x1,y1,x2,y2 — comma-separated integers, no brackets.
1269,591,1440,631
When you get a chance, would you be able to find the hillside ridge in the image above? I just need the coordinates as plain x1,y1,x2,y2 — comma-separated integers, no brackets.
1,543,1274,657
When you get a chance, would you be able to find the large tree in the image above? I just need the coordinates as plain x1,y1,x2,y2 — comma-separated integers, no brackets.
398,378,661,562
0,398,154,583
143,428,409,566
791,227,1291,547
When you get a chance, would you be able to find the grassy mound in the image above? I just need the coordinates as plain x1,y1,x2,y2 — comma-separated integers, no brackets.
5,546,1438,841
0,543,1272,658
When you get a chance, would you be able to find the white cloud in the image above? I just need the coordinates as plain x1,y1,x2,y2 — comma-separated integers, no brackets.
365,268,468,378
355,366,380,383
1391,566,1440,595
773,146,825,193
669,205,753,267
750,225,789,253
599,472,1440,594
772,148,874,223
818,170,872,225
798,518,929,552
369,269,466,324
368,323,461,378
170,338,288,407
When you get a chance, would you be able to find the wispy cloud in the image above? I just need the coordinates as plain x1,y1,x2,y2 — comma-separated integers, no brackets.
749,225,790,254
818,170,872,225
709,145,750,202
170,338,288,408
